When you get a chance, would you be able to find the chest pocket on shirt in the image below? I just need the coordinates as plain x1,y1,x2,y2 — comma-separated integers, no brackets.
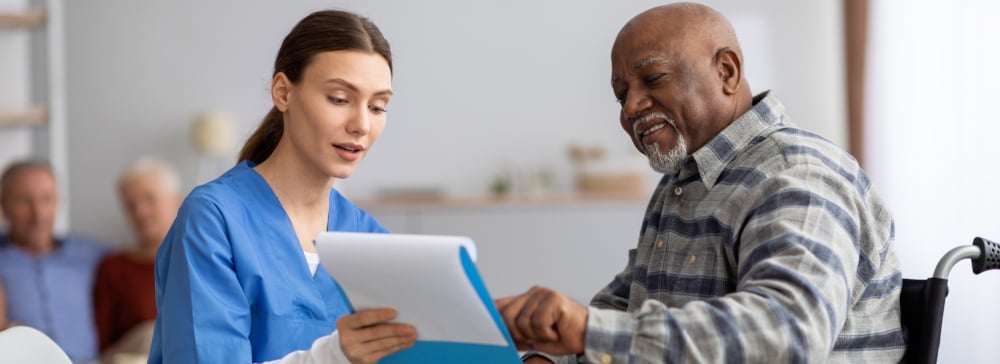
643,233,735,305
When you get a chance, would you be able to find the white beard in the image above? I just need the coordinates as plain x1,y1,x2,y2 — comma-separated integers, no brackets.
645,131,687,174
633,114,688,174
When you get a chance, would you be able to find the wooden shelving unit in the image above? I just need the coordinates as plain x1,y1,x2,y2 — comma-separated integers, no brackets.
1,3,69,231
1,9,50,128
0,10,50,128
356,192,647,211
0,10,46,29
0,106,48,127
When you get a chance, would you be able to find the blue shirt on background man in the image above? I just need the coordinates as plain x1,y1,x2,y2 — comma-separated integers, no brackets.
0,234,107,362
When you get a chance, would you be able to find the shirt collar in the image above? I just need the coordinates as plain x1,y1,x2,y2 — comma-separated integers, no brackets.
683,91,787,189
0,234,65,256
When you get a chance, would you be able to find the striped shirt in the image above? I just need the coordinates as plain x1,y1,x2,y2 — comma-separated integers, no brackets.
582,92,905,363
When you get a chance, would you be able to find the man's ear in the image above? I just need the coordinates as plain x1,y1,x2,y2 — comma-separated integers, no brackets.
714,47,742,95
272,72,292,112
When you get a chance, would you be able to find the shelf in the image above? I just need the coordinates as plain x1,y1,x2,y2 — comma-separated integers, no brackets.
356,192,647,211
0,10,46,29
0,106,48,127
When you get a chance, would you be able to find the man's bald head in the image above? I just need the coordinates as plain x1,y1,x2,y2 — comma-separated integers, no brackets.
614,2,743,73
610,2,752,171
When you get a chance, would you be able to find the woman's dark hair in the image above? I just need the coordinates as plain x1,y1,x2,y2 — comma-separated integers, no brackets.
238,10,392,164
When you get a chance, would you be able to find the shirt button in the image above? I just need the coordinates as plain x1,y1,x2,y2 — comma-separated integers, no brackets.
601,353,613,364
689,255,697,265
657,239,664,248
673,186,683,195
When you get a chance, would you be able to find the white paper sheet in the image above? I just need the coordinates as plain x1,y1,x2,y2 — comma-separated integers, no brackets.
314,232,507,346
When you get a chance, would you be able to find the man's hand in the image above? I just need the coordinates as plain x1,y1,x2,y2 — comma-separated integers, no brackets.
495,286,588,356
336,308,417,364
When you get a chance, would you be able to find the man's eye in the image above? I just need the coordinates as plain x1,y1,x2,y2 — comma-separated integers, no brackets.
644,73,666,83
614,92,627,105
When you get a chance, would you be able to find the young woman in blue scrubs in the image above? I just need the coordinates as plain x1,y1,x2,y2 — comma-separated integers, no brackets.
149,10,416,364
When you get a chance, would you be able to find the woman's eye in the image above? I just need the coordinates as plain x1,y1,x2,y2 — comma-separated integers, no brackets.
369,105,387,114
328,97,349,105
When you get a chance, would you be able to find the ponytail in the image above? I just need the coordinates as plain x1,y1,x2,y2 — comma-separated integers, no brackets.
238,107,284,164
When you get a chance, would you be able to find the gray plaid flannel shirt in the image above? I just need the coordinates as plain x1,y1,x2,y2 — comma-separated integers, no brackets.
557,92,905,364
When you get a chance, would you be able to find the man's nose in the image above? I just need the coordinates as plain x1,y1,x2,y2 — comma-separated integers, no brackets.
622,89,652,121
28,203,45,221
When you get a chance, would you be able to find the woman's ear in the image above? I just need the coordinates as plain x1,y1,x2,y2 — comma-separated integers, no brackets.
714,47,743,95
272,72,292,112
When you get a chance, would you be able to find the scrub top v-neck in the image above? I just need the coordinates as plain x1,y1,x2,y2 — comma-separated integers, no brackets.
149,161,387,363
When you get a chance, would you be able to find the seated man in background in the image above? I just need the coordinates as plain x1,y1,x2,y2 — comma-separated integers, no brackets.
94,157,182,363
0,160,108,362
497,2,905,363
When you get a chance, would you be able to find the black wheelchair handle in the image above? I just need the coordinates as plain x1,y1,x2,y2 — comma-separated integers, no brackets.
973,237,1000,274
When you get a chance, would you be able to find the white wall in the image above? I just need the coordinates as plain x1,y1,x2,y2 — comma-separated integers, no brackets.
865,1,1000,363
61,0,846,246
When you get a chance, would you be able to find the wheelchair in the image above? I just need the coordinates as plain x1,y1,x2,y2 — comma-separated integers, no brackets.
900,237,1000,363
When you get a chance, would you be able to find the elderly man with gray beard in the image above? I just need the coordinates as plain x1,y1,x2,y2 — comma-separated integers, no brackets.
496,2,905,363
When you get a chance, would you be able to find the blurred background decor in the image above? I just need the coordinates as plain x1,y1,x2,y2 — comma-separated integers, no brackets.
569,143,647,198
190,110,236,184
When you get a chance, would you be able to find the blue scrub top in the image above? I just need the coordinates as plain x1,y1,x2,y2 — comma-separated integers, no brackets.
148,161,387,363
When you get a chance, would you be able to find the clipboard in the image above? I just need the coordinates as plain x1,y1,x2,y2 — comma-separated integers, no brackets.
315,232,521,364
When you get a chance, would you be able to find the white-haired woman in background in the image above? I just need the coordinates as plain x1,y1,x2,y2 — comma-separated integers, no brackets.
93,157,183,364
